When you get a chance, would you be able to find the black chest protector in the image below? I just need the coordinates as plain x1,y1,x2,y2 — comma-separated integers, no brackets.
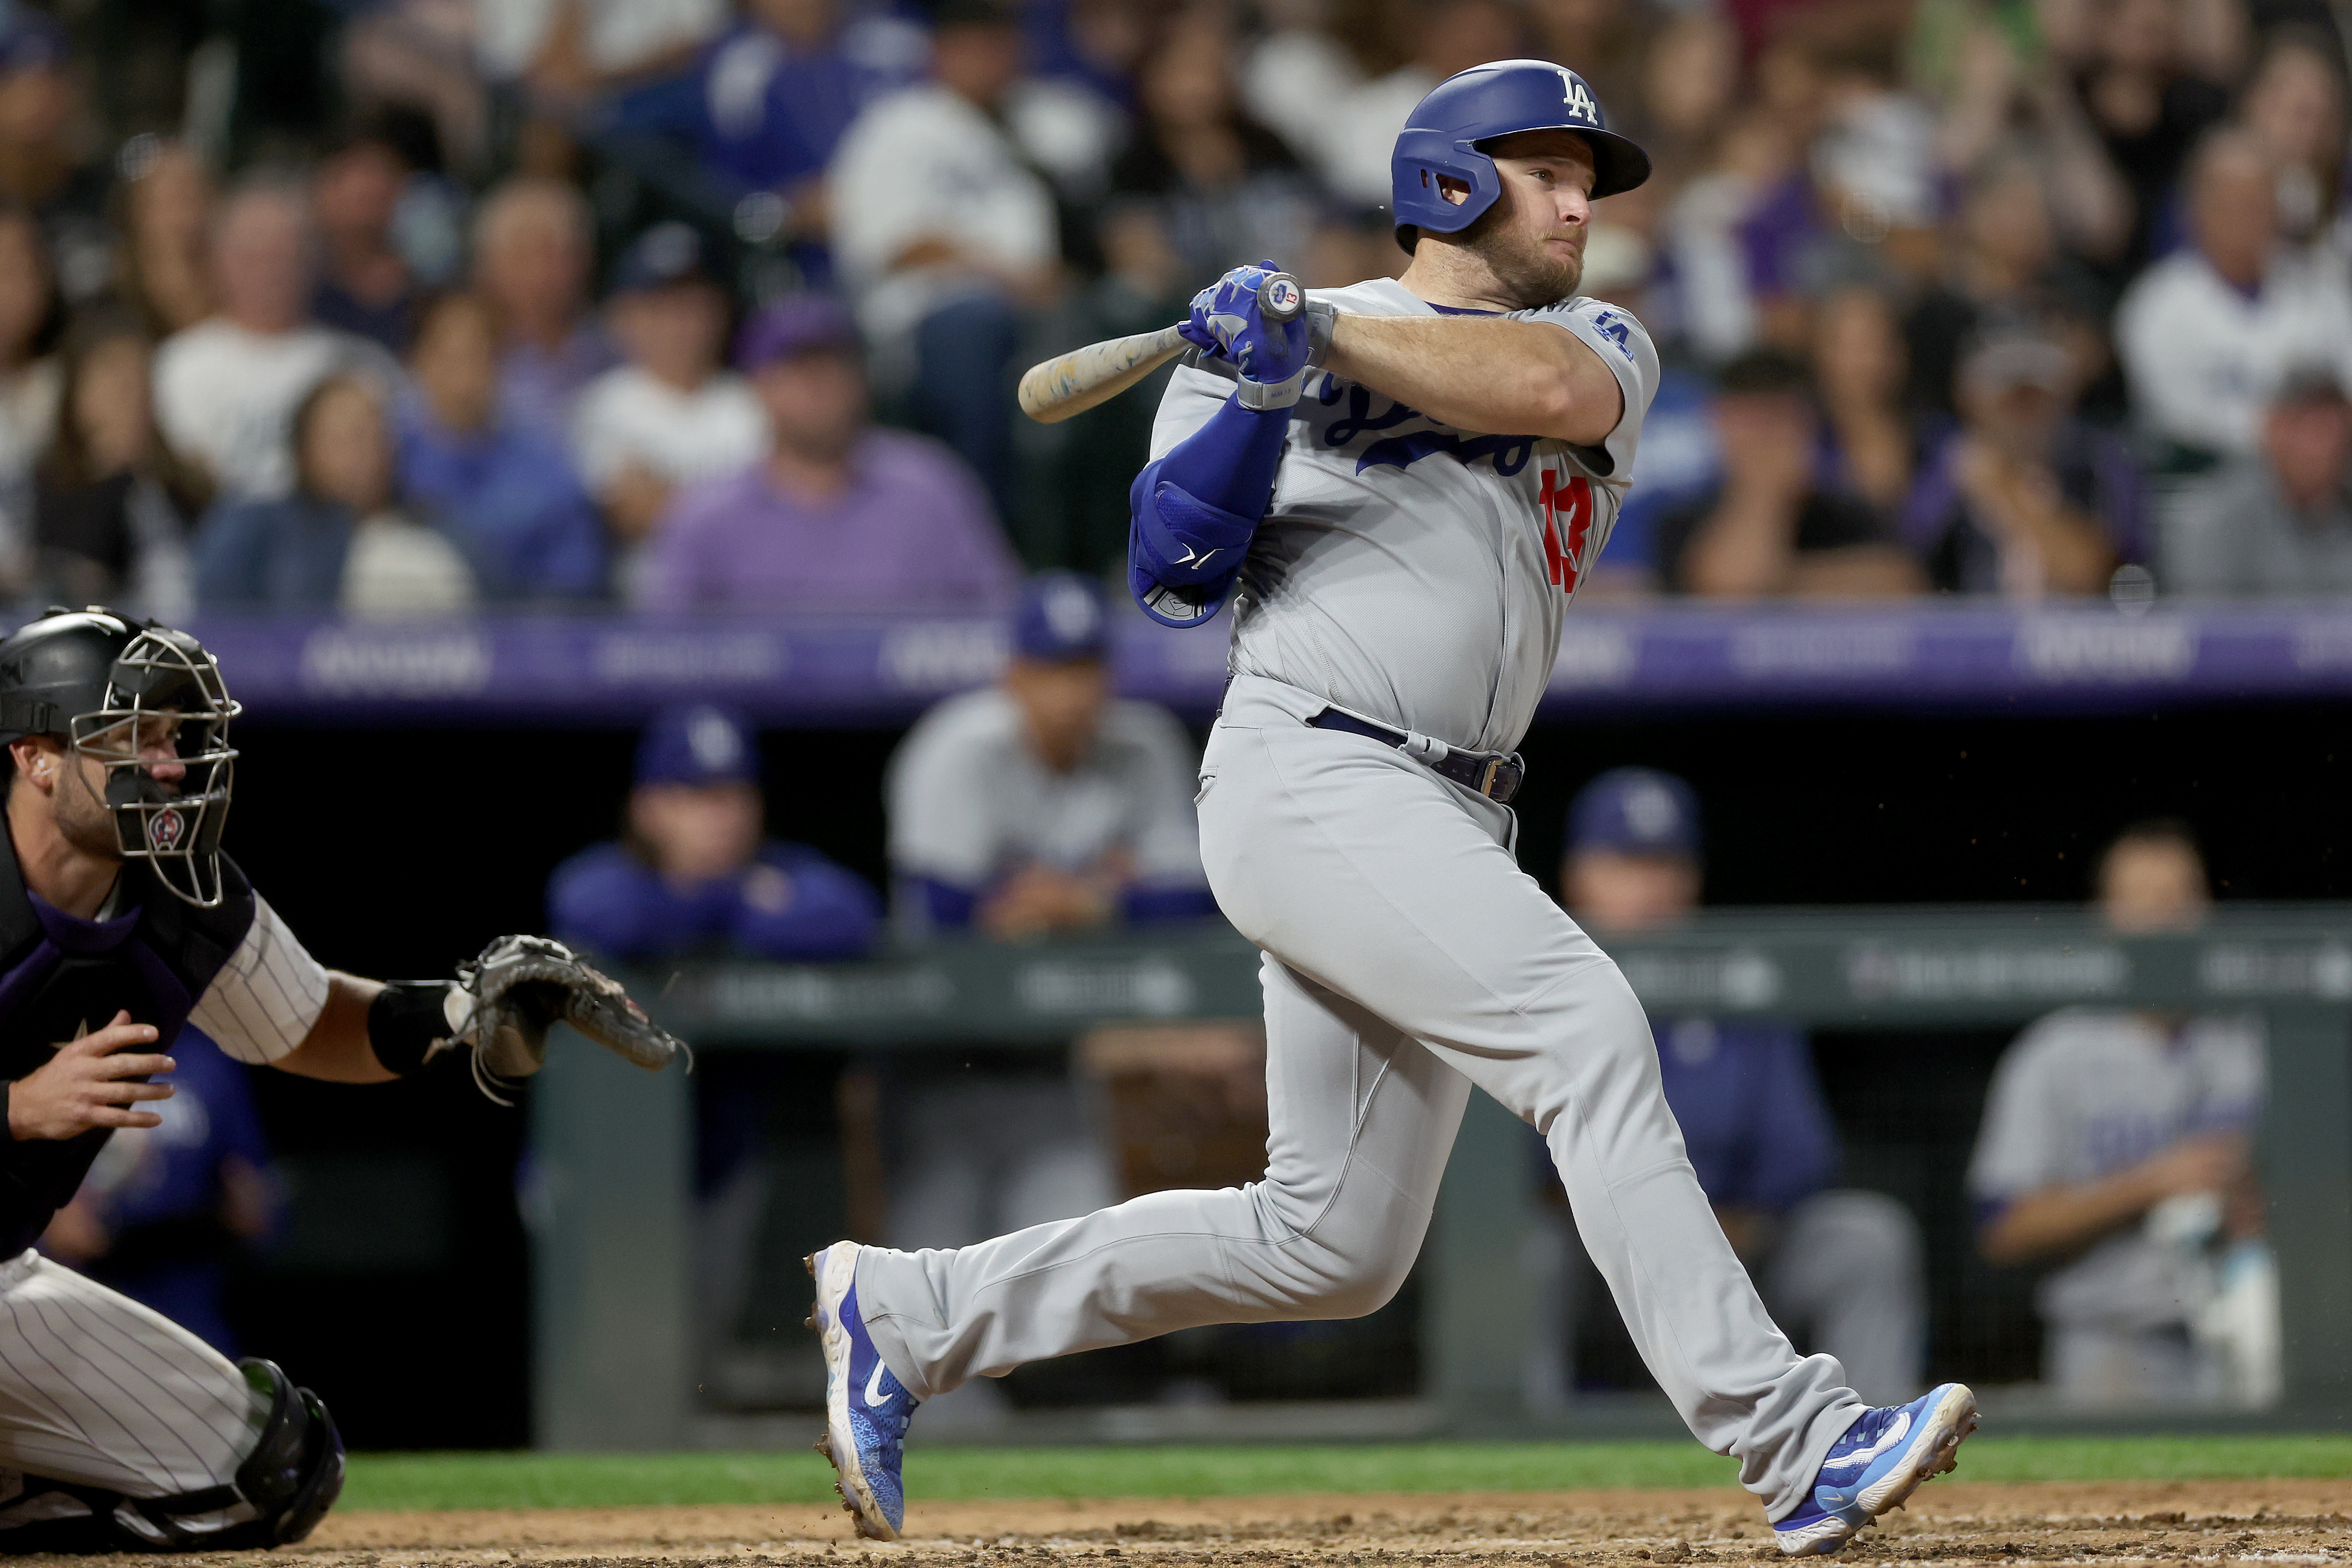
0,835,255,1254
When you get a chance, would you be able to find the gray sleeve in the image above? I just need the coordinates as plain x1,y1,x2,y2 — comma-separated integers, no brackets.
885,704,1000,887
1967,1023,2070,1202
1521,298,1659,480
1118,703,1209,886
2162,470,2262,597
187,896,332,1065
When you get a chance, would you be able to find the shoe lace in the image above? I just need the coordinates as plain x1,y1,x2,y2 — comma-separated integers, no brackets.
1830,1403,1900,1460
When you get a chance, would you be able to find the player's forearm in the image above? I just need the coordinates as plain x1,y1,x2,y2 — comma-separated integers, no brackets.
1321,315,1619,444
272,973,398,1083
1979,1167,2164,1264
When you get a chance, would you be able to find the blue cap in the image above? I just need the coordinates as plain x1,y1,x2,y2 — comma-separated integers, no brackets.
612,221,714,295
1568,767,1700,858
1014,572,1110,663
636,704,759,787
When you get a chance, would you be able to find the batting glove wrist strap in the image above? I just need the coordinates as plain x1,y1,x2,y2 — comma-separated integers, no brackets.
1304,300,1337,367
1235,367,1308,409
366,980,464,1077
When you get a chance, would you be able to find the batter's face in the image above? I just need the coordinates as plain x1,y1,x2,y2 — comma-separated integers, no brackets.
1457,130,1598,309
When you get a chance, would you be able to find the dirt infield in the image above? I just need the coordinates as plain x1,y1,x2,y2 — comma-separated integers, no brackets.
98,1478,2342,1568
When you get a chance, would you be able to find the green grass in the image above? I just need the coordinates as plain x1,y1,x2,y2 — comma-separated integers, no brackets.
337,1436,2352,1513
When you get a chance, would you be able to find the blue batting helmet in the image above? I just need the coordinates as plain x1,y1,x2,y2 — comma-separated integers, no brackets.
1391,60,1652,251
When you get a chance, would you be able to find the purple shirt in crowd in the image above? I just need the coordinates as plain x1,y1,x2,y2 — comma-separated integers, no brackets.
638,430,1022,612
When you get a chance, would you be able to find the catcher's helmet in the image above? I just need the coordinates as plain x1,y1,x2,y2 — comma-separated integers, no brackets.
0,607,241,907
1390,60,1652,251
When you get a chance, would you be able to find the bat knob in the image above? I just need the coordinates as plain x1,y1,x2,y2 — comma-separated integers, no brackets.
1258,272,1305,324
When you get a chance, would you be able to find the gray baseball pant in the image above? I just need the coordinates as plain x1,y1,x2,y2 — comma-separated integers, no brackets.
858,674,1864,1518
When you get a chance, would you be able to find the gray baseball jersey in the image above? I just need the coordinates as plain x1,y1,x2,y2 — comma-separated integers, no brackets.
886,686,1208,934
1150,278,1659,754
1968,1008,2265,1331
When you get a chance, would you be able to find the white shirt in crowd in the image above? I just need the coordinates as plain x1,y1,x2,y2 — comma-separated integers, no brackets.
1240,28,1364,173
2115,247,2352,457
1967,1007,2266,1335
1310,67,1437,210
152,320,388,500
829,84,1060,349
341,510,478,618
568,366,767,493
885,685,1209,940
474,0,725,77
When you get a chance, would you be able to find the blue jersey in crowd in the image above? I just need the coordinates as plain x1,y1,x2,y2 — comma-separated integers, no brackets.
396,401,607,601
1653,1017,1839,1214
692,14,925,197
548,841,882,963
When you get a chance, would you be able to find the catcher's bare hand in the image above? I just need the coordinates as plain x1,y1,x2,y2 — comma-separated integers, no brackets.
8,1012,175,1140
455,935,686,1101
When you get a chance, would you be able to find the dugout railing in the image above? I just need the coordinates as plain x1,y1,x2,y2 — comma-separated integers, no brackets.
529,906,2352,1449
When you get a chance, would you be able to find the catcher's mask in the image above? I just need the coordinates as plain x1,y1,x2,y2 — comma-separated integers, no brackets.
0,609,241,907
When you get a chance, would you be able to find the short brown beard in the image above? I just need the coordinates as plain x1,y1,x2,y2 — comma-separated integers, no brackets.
55,756,125,862
1457,197,1585,310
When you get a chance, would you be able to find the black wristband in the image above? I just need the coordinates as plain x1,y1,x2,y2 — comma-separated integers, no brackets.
369,981,457,1077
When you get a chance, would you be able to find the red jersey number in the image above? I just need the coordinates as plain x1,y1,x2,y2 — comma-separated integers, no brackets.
1538,470,1593,595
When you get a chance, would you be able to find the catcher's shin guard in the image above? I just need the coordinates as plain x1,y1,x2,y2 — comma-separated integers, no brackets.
230,1356,347,1546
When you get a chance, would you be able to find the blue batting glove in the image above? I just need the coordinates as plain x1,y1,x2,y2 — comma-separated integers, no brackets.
1182,261,1311,389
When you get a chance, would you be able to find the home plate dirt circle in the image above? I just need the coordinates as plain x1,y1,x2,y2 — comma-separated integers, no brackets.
50,1479,2345,1568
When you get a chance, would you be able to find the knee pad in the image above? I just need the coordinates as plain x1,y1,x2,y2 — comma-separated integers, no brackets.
0,1359,346,1553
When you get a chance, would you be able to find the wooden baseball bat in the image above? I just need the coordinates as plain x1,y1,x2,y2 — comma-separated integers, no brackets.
1018,272,1305,425
1017,324,1190,424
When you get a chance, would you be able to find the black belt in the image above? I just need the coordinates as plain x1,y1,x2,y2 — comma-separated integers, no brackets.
1306,708,1526,804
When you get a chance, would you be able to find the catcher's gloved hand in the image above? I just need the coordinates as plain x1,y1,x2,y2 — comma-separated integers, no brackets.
1180,261,1312,392
454,935,687,1100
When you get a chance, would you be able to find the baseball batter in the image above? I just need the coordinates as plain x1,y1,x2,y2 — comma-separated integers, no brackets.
812,62,1975,1555
0,608,678,1551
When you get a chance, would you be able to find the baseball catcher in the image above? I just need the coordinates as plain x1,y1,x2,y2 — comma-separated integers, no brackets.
0,607,681,1551
812,60,1975,1555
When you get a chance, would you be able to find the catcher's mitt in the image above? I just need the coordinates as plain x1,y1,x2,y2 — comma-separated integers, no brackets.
455,935,687,1101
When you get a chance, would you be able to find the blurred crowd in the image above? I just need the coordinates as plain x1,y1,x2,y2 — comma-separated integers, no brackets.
8,0,2352,617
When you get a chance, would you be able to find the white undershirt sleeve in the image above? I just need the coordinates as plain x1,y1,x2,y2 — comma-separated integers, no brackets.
187,896,332,1065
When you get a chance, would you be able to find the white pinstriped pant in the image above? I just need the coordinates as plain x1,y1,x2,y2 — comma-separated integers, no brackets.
0,1250,257,1514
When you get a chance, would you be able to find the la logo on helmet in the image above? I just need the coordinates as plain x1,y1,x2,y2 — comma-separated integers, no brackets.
1556,69,1597,123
